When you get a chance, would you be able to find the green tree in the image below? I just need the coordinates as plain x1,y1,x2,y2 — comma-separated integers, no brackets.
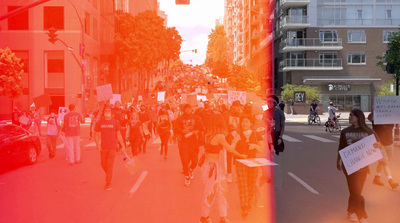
376,31,400,93
0,48,24,99
281,84,321,103
376,80,396,96
161,27,183,76
228,64,260,92
205,25,229,79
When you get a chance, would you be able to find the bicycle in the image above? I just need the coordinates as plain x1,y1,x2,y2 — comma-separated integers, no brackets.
308,112,321,125
325,113,341,132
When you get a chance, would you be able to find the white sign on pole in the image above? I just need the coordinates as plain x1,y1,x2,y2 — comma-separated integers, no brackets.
96,84,113,102
228,91,247,105
157,91,166,102
373,96,400,124
339,134,382,175
197,95,207,101
110,94,121,105
236,158,278,167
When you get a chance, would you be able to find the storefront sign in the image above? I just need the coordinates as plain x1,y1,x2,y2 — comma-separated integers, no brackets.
294,91,306,103
328,84,351,91
374,96,400,124
339,135,382,175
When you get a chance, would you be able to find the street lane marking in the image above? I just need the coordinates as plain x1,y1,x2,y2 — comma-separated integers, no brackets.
84,142,96,147
303,135,335,143
282,135,302,142
332,135,340,138
129,171,148,198
288,172,319,195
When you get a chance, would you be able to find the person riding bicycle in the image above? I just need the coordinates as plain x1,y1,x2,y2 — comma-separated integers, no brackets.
309,100,319,122
328,101,338,125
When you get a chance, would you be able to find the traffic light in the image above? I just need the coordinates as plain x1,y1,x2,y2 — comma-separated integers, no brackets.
47,27,58,44
176,0,190,4
192,49,197,53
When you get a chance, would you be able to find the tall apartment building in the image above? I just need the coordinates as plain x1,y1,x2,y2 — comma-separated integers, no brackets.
224,0,273,96
0,0,115,119
274,0,398,112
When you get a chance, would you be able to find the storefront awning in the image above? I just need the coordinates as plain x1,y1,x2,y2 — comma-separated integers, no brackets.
303,76,381,84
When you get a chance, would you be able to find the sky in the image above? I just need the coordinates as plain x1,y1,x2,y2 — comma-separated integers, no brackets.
159,0,225,65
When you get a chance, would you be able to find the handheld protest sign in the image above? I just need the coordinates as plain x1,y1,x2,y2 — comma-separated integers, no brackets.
373,96,400,124
96,84,113,102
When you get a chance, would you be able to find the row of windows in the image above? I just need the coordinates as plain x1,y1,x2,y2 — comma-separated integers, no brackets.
7,6,99,40
319,30,398,43
319,52,366,64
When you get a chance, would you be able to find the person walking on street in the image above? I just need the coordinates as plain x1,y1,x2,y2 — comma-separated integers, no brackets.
126,110,144,157
139,104,151,153
12,106,20,126
33,108,42,136
367,111,399,189
337,109,383,223
289,99,294,115
46,111,60,158
19,111,32,131
199,114,247,223
174,104,204,186
157,108,172,160
222,100,243,183
278,100,285,112
63,104,85,166
94,106,126,191
234,115,265,217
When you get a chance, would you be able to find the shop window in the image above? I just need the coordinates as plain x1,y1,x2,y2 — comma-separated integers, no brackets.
319,30,338,42
8,6,29,30
347,30,366,43
44,6,64,30
45,52,65,88
347,52,366,64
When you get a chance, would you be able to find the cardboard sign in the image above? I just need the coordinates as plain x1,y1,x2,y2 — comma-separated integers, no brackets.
236,158,278,167
157,91,166,102
124,156,143,175
96,84,113,102
187,94,197,107
373,96,400,124
197,95,207,101
228,91,247,105
339,134,382,175
110,94,121,105
33,94,52,107
121,91,133,105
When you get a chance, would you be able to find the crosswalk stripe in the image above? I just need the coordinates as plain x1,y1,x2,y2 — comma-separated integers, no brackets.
282,135,302,142
332,135,340,138
303,135,335,143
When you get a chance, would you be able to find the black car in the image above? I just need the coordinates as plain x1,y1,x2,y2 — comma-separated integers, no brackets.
0,124,42,172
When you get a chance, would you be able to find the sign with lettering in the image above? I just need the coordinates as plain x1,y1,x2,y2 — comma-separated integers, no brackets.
110,94,121,105
294,91,306,103
374,96,400,124
96,84,113,102
228,91,247,105
157,91,166,102
328,84,351,91
339,134,382,175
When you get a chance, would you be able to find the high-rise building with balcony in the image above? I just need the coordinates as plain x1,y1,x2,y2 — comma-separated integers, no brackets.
275,0,397,112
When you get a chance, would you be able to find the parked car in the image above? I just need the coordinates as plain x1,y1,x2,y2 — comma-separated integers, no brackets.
0,124,41,172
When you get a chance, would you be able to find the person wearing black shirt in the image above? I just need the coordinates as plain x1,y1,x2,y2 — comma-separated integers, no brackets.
278,100,285,112
336,109,383,223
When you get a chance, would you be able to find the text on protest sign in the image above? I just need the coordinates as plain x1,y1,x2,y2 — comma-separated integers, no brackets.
228,91,247,105
339,134,382,175
96,84,113,102
373,96,400,124
157,91,166,102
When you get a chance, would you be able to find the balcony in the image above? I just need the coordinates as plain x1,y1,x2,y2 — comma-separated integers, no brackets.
280,0,310,10
279,38,343,52
280,16,309,31
279,58,343,71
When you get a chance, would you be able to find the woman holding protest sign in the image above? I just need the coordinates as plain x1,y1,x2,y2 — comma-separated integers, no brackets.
336,109,382,223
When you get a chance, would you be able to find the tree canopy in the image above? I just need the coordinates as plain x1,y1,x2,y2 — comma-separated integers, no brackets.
376,80,396,96
228,64,260,92
377,31,400,77
0,48,24,99
205,25,229,79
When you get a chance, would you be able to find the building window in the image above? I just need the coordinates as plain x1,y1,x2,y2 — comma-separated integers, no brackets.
8,6,29,30
85,12,90,35
319,30,338,42
357,10,363,19
45,52,65,88
386,10,392,19
319,52,338,65
44,6,64,30
347,30,366,43
347,52,366,64
93,18,98,41
383,30,398,42
14,51,29,95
